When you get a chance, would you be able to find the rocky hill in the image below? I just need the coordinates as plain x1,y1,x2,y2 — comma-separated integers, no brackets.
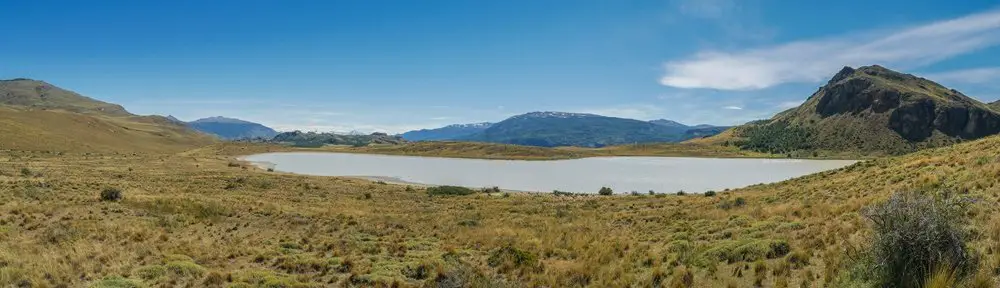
724,65,1000,156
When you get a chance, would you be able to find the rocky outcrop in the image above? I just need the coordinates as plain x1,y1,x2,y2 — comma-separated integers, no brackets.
732,65,1000,155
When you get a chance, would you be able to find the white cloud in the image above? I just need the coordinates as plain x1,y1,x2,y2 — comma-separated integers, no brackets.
922,67,1000,84
776,100,803,109
722,106,743,110
660,9,1000,90
578,104,665,120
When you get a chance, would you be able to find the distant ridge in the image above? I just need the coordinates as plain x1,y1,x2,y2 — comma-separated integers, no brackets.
401,122,493,141
463,112,695,147
185,116,279,140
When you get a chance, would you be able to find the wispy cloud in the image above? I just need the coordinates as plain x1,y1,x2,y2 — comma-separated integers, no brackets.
776,100,804,109
578,104,665,120
722,106,742,110
922,67,1000,84
660,9,1000,90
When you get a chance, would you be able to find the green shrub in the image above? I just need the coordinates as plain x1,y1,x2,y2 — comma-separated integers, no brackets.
165,260,206,278
89,276,143,288
427,186,476,196
134,265,167,280
598,187,613,195
848,192,974,287
702,239,791,263
487,245,538,272
704,190,716,197
676,190,686,196
100,187,123,202
19,168,31,177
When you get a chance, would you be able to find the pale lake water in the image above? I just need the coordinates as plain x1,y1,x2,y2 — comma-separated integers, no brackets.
242,152,857,194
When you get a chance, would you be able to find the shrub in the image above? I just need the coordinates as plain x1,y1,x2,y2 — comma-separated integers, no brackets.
598,187,613,195
849,192,974,287
363,192,372,199
100,187,123,202
648,190,655,195
427,186,476,196
487,245,538,273
227,162,241,167
704,190,717,197
19,168,31,177
734,197,746,207
553,190,575,196
676,190,686,196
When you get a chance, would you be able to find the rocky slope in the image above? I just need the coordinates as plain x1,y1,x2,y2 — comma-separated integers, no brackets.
727,65,1000,155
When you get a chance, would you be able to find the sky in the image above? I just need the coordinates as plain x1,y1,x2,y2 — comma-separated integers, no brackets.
3,0,1000,133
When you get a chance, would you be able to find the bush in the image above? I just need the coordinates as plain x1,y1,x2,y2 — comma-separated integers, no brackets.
100,187,123,202
487,245,537,273
676,190,686,196
850,192,974,287
704,190,717,197
734,197,746,207
598,187,613,195
427,186,476,196
19,168,32,177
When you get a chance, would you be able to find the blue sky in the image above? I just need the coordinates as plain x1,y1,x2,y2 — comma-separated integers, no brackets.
3,0,1000,133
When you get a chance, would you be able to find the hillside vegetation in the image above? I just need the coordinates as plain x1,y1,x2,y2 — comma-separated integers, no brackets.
3,131,1000,287
712,66,1000,156
0,79,216,153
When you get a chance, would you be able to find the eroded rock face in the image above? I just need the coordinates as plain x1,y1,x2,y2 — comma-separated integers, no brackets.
815,67,1000,142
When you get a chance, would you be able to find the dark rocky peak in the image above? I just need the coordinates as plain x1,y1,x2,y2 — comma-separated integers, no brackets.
827,66,856,85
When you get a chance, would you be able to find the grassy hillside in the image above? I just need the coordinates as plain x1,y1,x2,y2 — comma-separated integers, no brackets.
3,133,1000,286
0,79,132,116
713,65,1000,156
0,107,215,153
0,79,216,153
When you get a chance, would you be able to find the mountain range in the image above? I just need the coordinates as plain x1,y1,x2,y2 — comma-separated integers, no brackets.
401,122,493,141
714,65,1000,156
402,114,728,147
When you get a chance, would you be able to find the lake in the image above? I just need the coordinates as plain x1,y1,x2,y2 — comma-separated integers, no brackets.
242,152,857,194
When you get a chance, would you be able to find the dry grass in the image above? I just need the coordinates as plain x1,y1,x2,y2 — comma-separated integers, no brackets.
0,107,216,154
2,135,1000,287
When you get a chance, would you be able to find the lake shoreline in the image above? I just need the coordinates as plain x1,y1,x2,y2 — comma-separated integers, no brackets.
240,152,858,194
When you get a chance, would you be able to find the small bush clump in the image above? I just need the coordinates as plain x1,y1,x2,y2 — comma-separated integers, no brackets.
427,186,476,196
842,192,974,287
598,187,613,195
704,190,717,197
100,187,123,202
487,245,538,273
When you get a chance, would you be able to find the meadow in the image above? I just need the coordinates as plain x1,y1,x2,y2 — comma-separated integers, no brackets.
0,139,998,287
